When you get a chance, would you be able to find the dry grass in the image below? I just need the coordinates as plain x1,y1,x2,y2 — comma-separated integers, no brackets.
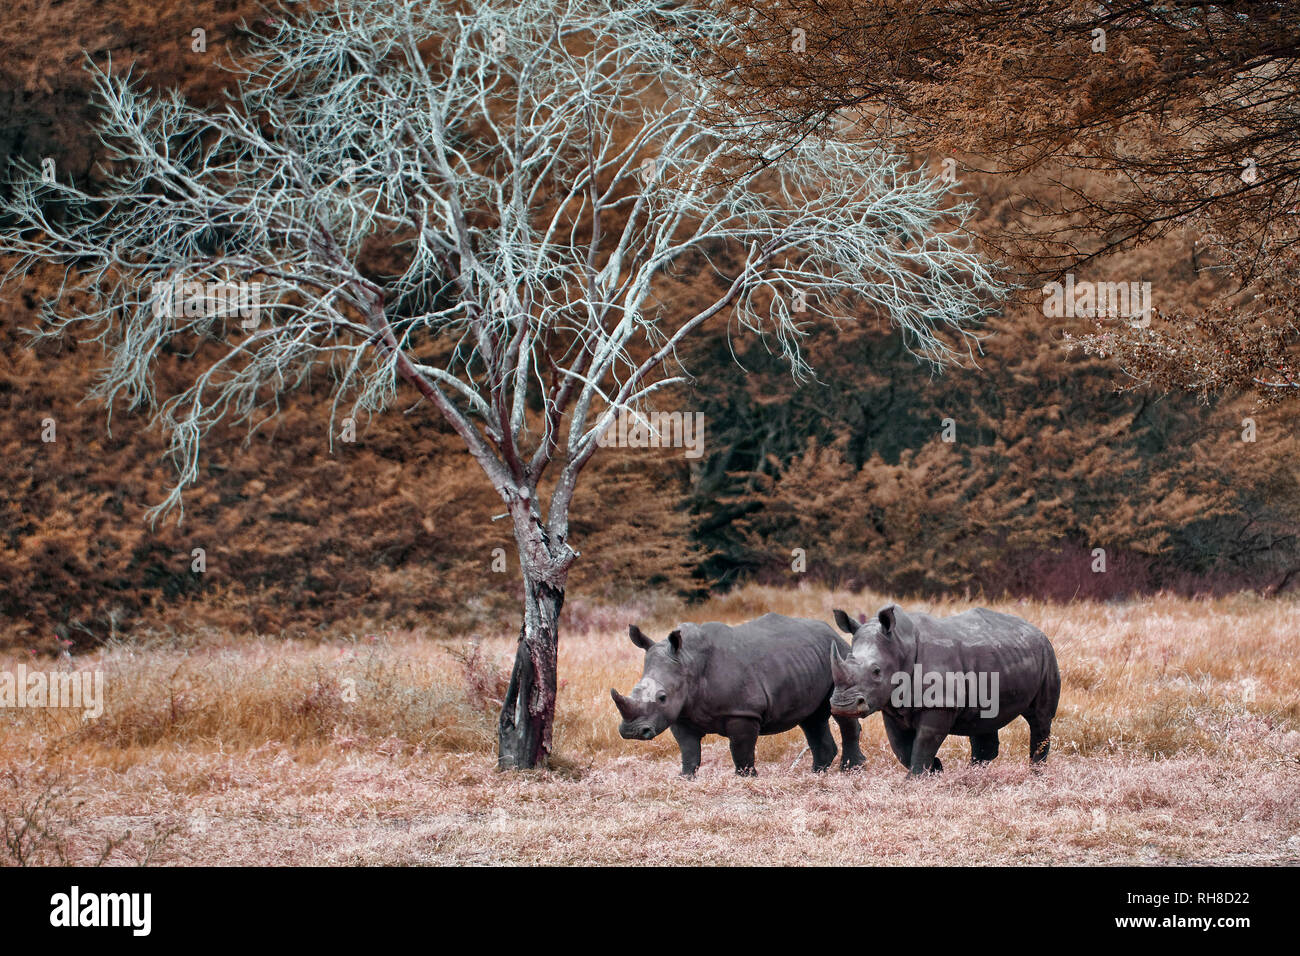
1,585,1298,865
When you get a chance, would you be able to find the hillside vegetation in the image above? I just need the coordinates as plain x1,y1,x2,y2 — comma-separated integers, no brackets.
2,2,1299,652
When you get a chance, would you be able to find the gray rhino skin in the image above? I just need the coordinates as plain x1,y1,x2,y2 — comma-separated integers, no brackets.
829,604,1060,775
611,613,866,777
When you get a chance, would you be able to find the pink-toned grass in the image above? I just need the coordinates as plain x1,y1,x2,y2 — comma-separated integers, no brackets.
1,586,1297,865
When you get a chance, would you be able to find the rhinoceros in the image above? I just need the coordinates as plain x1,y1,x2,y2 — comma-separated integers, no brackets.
829,604,1060,775
610,613,866,776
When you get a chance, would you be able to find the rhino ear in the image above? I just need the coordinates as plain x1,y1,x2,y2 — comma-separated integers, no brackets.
878,605,898,634
629,625,653,650
832,609,858,636
667,629,683,656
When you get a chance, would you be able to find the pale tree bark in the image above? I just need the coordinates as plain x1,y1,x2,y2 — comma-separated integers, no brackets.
498,494,575,769
499,558,567,769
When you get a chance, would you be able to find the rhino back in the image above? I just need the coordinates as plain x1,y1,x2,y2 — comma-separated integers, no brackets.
680,614,838,734
907,608,1058,732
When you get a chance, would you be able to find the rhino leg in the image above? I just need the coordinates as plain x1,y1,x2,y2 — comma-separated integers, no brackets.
970,732,999,765
908,711,953,776
834,715,866,771
671,723,702,778
1027,716,1052,765
882,714,915,770
724,717,760,776
1025,671,1060,766
798,713,838,773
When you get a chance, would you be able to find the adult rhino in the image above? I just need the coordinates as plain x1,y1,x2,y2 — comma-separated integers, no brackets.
611,613,866,776
829,604,1060,775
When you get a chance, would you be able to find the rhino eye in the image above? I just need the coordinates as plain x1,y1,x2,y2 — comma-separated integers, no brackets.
871,666,881,678
657,692,667,703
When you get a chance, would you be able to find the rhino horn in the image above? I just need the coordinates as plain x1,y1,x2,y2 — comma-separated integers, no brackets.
830,643,850,684
610,688,635,719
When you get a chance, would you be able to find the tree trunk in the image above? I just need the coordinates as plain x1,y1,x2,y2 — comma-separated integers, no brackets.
497,566,567,770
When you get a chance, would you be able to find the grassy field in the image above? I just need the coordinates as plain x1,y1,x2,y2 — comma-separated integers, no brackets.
2,585,1298,865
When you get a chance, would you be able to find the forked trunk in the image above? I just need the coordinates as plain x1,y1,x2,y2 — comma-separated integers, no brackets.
497,567,566,770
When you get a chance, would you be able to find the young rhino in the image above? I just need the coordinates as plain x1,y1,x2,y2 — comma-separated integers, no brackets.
611,613,866,777
829,604,1060,776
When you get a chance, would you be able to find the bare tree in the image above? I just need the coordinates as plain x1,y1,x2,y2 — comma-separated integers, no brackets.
0,0,1000,768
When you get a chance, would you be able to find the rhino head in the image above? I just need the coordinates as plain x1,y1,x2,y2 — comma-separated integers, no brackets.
829,605,909,718
610,624,689,741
